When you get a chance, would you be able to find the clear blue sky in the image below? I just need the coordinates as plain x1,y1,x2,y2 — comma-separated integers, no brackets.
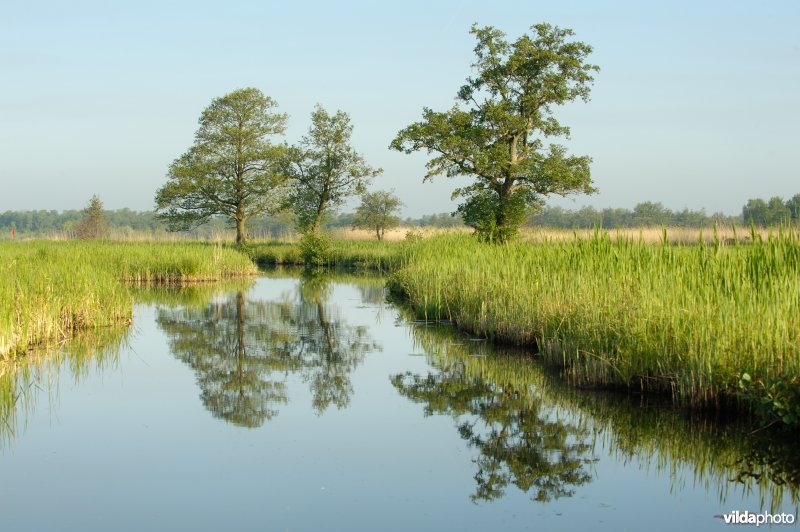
2,0,798,216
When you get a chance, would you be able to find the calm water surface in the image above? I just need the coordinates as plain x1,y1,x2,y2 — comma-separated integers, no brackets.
1,272,797,531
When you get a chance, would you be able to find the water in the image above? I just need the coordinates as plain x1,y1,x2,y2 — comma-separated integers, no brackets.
1,271,797,531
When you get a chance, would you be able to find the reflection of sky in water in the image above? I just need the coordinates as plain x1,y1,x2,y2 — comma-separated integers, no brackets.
0,274,796,532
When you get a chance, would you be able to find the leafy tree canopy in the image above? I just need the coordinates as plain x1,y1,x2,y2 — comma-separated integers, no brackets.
76,194,108,240
391,23,598,242
287,105,381,232
155,87,289,244
352,190,403,241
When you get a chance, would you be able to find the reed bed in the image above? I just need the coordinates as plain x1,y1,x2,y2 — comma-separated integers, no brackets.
0,241,257,359
251,239,399,270
326,226,468,242
389,231,800,424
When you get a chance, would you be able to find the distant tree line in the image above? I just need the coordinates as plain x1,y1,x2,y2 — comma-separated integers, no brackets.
407,212,465,228
524,195,800,229
0,208,160,235
3,194,798,238
527,202,737,229
742,194,800,227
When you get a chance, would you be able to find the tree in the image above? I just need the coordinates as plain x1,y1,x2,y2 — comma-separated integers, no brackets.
352,190,403,241
391,23,598,242
742,198,769,226
76,194,108,240
155,87,289,244
286,105,382,232
786,194,800,223
766,196,791,226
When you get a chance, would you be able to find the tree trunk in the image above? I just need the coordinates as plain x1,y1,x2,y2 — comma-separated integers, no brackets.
317,300,334,362
236,217,246,244
311,210,324,233
376,226,382,241
311,195,329,233
495,178,515,242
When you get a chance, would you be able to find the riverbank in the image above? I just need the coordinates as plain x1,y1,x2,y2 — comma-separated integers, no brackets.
0,241,257,359
388,232,800,428
250,239,397,270
4,232,798,428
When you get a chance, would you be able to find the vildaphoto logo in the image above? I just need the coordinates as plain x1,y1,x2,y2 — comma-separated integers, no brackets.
714,510,796,526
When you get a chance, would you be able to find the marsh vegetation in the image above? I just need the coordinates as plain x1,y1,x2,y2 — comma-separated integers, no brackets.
0,241,256,359
389,230,800,427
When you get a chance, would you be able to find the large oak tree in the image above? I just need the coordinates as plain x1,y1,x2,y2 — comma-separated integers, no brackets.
155,88,288,244
391,24,599,242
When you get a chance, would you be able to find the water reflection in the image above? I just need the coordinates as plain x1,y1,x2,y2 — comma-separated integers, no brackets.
155,273,380,427
394,368,594,502
0,273,797,518
0,326,128,447
395,317,800,510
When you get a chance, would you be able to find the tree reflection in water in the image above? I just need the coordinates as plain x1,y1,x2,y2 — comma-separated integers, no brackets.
393,318,800,510
156,273,379,427
393,364,595,502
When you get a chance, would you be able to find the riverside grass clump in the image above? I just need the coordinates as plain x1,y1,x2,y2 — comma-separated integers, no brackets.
251,239,398,271
389,231,800,426
0,241,257,359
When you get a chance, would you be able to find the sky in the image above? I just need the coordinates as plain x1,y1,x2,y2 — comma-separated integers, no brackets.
1,0,799,217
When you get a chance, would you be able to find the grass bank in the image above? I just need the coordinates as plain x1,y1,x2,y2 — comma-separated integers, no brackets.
0,241,257,359
400,319,798,509
250,239,398,271
389,232,800,427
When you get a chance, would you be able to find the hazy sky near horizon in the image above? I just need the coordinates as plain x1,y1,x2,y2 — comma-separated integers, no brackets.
2,0,798,217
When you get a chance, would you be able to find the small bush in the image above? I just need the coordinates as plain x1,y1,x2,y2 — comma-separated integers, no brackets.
738,372,800,428
299,231,332,266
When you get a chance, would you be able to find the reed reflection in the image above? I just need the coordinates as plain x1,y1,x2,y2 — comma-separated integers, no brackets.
0,326,128,448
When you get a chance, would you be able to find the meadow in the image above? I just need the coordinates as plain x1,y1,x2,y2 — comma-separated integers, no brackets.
0,241,257,359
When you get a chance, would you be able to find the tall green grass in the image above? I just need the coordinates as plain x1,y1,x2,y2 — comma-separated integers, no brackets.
251,239,398,271
389,231,800,424
0,241,257,359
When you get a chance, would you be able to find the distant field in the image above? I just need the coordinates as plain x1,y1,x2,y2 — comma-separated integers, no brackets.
2,222,791,247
